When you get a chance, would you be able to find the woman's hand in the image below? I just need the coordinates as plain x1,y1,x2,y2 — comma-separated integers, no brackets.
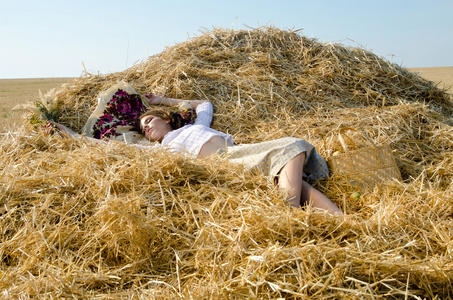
53,122,80,138
145,92,209,109
144,93,166,105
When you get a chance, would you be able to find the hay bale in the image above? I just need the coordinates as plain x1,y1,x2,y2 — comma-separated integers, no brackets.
51,27,451,133
2,26,453,298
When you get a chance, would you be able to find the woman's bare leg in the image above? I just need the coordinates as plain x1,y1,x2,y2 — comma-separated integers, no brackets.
278,153,343,215
301,181,343,216
278,153,305,207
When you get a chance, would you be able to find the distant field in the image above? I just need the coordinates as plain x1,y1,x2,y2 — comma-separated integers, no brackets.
0,78,74,131
0,67,451,131
409,67,453,91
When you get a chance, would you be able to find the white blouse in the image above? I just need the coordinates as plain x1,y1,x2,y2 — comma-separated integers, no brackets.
161,102,234,156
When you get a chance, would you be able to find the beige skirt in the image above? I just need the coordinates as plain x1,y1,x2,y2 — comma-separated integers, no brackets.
217,137,329,181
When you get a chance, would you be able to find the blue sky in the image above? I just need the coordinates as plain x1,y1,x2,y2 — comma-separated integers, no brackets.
1,0,452,79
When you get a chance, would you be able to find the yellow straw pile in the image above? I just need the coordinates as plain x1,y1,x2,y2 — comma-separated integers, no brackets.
1,27,452,298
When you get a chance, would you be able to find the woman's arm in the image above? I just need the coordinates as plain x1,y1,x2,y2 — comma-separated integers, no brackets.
145,93,214,127
53,123,106,144
144,93,208,109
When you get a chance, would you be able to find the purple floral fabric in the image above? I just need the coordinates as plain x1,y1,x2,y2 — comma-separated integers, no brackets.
92,89,147,139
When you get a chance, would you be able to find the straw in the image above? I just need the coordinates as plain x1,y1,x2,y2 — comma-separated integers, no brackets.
2,26,452,299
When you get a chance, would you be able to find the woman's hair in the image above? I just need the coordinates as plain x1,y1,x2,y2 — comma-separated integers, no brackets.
138,108,192,134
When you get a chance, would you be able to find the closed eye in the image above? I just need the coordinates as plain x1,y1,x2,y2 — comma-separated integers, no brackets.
140,116,153,133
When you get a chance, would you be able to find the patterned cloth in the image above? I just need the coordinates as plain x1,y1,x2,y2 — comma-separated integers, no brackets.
217,137,329,181
91,89,146,139
82,81,150,144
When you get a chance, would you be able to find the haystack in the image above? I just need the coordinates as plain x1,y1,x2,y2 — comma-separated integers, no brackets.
1,27,452,299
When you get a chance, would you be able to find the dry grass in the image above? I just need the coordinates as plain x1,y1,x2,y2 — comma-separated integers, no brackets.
1,26,452,299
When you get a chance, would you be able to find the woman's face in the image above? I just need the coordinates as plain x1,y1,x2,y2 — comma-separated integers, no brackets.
140,115,172,142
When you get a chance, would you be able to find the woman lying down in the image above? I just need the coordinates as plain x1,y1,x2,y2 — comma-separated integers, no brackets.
55,94,343,216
